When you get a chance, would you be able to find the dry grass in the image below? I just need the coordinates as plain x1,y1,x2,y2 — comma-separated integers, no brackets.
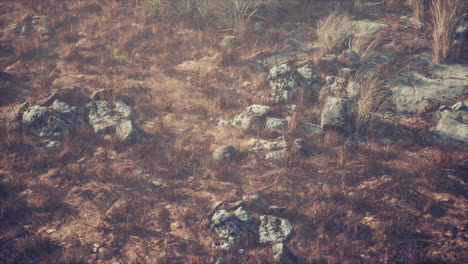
352,73,392,134
408,0,424,21
316,10,353,52
430,0,463,63
348,26,383,60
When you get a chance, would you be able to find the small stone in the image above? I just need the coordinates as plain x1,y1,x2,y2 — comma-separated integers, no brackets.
213,145,237,163
266,118,288,133
451,101,465,111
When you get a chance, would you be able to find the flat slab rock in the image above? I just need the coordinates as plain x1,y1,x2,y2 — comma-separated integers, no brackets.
392,63,468,114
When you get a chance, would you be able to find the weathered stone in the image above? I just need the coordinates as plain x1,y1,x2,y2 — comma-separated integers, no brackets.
290,138,306,155
435,110,468,145
268,64,301,104
211,207,257,250
87,100,133,134
259,215,293,244
116,120,142,142
213,145,237,163
251,136,288,160
266,118,288,133
272,243,296,264
321,96,351,133
298,123,324,136
224,104,271,132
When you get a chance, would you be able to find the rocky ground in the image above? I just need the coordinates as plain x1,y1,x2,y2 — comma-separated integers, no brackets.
0,0,467,263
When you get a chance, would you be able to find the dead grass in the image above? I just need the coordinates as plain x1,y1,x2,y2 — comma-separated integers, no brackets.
430,0,463,63
316,10,353,52
408,0,424,21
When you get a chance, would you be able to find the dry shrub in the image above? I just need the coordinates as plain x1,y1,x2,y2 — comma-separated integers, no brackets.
316,10,353,52
348,27,383,60
431,0,463,63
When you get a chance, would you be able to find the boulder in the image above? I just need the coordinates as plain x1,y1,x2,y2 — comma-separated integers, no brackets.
322,76,360,101
321,96,352,133
211,207,257,250
251,136,288,160
213,145,237,163
259,215,293,244
290,138,306,155
266,118,288,133
221,104,271,132
298,123,324,136
391,64,467,114
268,63,322,104
116,120,142,142
435,110,468,146
272,243,296,264
87,100,133,134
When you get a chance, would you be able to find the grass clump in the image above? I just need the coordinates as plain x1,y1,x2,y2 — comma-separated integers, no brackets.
316,10,353,52
430,0,463,63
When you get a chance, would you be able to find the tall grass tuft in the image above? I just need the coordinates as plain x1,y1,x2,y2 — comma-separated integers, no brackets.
408,0,424,21
316,10,353,52
431,0,462,63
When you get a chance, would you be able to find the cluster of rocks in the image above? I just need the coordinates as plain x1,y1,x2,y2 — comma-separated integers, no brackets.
9,14,54,36
7,87,144,148
211,206,295,263
435,100,468,145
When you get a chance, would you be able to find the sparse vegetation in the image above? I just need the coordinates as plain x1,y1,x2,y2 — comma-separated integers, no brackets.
431,0,463,62
0,0,467,263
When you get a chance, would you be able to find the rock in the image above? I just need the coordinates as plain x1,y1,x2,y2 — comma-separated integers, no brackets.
9,23,20,33
251,136,288,160
268,64,301,104
339,50,361,68
272,243,295,264
315,54,341,76
391,64,467,114
220,36,239,49
224,104,271,132
290,138,306,155
338,68,355,80
90,88,114,101
400,16,424,29
40,27,54,36
116,120,142,142
451,101,465,111
45,140,61,149
22,102,77,138
259,215,293,244
87,100,134,134
322,76,360,101
298,123,324,136
211,207,257,250
321,96,352,133
266,118,288,133
296,64,322,89
435,110,468,145
213,145,237,163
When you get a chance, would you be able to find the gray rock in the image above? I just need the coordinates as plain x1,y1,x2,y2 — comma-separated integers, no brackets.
251,136,288,160
213,145,237,163
266,118,288,133
40,27,54,36
321,96,351,133
259,215,293,244
451,101,465,111
87,100,134,134
339,50,361,68
272,243,295,264
268,63,301,104
391,63,467,114
220,36,239,49
298,123,324,136
116,120,142,142
290,138,306,155
9,23,20,32
435,110,468,145
297,64,321,89
226,104,271,132
211,208,257,250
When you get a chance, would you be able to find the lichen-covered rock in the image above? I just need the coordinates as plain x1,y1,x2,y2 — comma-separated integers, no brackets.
268,63,321,104
211,207,257,250
213,145,237,163
116,120,142,142
321,96,352,133
22,100,79,138
298,123,324,136
220,104,271,132
251,136,288,160
266,118,288,133
322,76,360,100
87,100,133,134
259,215,293,244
